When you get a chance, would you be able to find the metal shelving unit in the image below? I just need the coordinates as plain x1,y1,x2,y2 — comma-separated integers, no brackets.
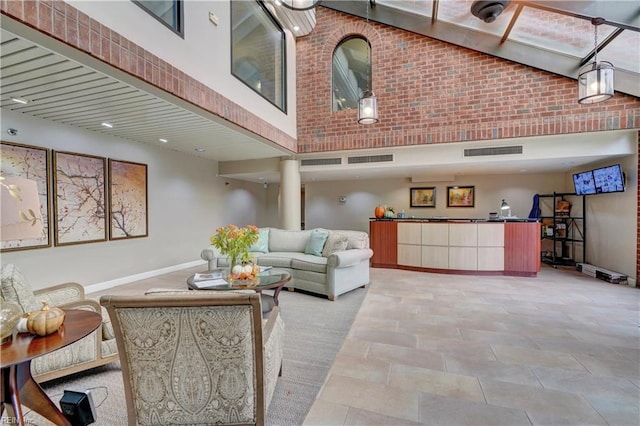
539,192,586,267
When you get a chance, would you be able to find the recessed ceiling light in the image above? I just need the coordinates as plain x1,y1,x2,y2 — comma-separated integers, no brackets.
101,122,114,128
159,138,168,143
11,97,28,105
195,148,206,152
258,177,264,180
293,25,300,31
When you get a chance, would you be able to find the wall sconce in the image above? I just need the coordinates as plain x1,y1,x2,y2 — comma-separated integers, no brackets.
1,177,44,241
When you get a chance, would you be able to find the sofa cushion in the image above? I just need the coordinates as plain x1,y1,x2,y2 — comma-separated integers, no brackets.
249,228,270,253
0,264,39,313
291,254,328,274
269,229,312,253
322,232,349,257
338,230,369,249
257,253,296,269
304,229,329,256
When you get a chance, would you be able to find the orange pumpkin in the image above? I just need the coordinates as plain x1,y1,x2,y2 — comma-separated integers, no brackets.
374,205,386,218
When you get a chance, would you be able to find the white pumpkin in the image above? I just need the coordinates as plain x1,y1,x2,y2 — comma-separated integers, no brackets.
242,264,253,274
231,264,244,275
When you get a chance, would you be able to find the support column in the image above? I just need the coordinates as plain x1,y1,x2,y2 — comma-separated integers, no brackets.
279,159,301,230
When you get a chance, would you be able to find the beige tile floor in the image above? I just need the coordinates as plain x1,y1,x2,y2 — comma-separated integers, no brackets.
304,266,640,426
89,264,639,425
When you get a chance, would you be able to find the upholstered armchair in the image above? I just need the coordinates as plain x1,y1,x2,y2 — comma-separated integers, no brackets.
0,264,119,382
100,291,285,426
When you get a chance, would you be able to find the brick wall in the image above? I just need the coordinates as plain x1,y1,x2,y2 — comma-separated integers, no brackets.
296,7,640,153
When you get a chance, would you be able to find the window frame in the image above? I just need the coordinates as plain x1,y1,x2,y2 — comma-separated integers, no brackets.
133,0,184,37
230,0,287,113
332,35,371,112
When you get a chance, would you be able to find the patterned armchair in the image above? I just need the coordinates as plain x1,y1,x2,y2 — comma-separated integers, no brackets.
0,264,119,382
100,291,285,426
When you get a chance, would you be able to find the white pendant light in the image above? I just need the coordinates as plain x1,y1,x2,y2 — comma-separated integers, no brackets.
578,17,614,104
358,1,379,125
358,90,378,125
278,0,321,11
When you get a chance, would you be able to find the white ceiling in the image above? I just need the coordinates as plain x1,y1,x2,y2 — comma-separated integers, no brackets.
0,10,635,185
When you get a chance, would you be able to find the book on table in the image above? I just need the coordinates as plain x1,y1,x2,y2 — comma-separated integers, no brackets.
192,277,228,288
193,270,224,281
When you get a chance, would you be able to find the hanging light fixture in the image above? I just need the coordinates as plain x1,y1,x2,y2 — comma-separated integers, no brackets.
578,17,614,104
358,1,379,125
278,0,321,11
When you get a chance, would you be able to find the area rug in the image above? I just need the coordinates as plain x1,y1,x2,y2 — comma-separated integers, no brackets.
21,287,367,425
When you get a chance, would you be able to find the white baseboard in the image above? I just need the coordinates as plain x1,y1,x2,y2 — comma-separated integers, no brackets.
85,260,206,295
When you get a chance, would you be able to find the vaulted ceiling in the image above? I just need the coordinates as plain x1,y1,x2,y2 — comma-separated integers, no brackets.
1,2,638,184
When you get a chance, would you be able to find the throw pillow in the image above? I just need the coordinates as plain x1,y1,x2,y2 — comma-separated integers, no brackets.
322,232,349,257
249,228,269,253
304,229,330,257
0,264,39,313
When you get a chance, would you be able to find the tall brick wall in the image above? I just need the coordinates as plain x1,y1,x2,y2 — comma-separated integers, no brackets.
296,8,640,153
297,7,639,282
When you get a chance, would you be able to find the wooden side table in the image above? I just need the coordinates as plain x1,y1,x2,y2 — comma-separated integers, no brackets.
1,309,102,426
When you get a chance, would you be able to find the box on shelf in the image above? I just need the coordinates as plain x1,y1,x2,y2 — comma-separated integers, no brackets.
576,263,628,284
555,200,571,217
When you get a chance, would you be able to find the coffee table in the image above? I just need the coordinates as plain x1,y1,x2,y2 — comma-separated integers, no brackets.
1,309,102,426
187,268,291,311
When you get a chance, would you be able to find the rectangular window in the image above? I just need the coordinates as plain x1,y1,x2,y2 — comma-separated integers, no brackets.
231,0,286,112
133,1,183,36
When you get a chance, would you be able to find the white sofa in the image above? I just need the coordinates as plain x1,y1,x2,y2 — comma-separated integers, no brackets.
206,228,373,301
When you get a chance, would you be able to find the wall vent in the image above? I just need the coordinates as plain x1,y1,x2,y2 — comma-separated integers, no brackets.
463,146,523,157
300,158,342,166
347,154,394,164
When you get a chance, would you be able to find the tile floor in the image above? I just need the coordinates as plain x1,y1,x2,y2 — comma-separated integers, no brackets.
303,266,639,426
89,264,639,425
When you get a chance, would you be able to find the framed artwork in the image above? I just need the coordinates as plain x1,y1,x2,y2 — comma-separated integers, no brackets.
447,186,475,207
53,151,107,246
410,187,436,208
109,159,148,240
0,142,51,252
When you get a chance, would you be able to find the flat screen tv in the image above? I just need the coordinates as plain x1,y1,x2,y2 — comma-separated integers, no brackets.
573,170,596,195
593,164,625,193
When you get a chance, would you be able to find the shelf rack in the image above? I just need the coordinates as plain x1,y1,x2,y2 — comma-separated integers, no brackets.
539,192,586,267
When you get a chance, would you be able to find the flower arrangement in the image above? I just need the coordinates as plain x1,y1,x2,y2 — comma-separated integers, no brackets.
209,224,259,269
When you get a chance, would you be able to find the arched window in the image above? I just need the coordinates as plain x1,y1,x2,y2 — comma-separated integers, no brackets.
332,37,371,112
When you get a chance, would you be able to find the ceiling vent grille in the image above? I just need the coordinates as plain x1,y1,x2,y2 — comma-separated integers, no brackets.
300,158,342,166
347,154,394,164
464,146,523,157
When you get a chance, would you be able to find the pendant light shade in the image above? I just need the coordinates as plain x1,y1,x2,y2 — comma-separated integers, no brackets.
358,90,378,125
578,61,614,104
578,17,614,105
278,0,321,11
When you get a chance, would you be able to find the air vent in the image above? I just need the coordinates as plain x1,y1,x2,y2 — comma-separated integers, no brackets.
347,154,394,164
300,158,342,166
463,146,523,157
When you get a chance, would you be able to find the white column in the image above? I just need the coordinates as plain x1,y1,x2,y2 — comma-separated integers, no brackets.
279,159,301,230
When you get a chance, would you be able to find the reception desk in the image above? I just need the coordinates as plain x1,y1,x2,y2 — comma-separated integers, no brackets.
370,219,541,277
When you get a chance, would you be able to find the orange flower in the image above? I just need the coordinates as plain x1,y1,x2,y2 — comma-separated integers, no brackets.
209,224,259,266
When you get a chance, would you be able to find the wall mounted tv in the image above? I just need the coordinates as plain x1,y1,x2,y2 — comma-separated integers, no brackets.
572,164,625,195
